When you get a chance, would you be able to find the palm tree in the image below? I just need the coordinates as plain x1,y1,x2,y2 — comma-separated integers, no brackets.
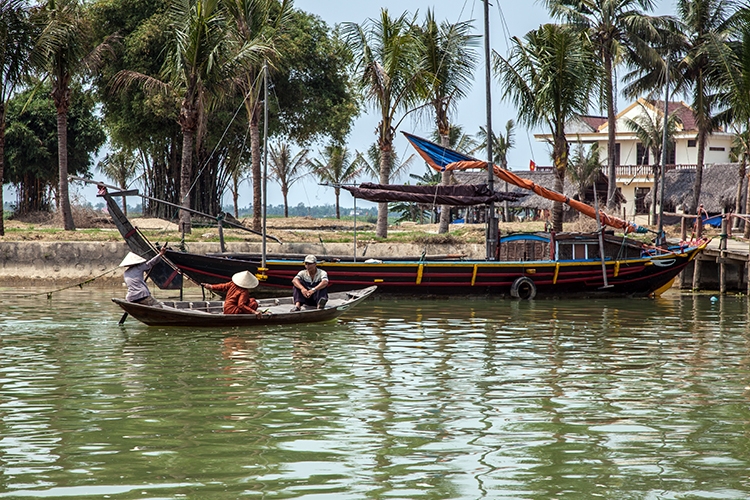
112,0,240,234
417,9,478,234
224,0,291,232
472,120,515,221
431,124,478,154
222,151,251,218
675,0,738,215
308,143,363,219
356,142,415,183
268,141,309,217
391,166,441,224
494,24,600,231
97,148,141,216
0,0,35,236
32,0,116,230
627,0,738,215
710,5,750,234
624,101,681,224
567,142,603,205
543,0,662,210
344,9,424,238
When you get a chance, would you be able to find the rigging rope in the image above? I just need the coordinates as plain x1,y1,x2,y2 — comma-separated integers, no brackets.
16,265,122,299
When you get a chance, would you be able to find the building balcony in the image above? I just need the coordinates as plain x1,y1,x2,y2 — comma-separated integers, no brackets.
533,164,697,179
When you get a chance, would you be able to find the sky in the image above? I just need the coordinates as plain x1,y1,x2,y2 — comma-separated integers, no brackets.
6,0,676,214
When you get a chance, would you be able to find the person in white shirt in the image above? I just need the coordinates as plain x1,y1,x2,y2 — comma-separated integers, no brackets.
291,255,329,311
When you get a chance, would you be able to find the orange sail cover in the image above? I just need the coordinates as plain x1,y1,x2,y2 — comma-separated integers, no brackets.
403,132,645,234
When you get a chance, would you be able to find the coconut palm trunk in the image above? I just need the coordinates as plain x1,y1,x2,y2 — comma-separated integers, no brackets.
0,104,5,236
52,85,75,230
552,135,569,232
734,160,746,231
691,128,707,214
248,99,262,231
604,55,617,209
650,164,660,225
178,126,194,233
437,132,452,232
376,144,393,237
334,186,341,219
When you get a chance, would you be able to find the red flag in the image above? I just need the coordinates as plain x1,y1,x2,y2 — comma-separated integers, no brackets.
529,160,536,171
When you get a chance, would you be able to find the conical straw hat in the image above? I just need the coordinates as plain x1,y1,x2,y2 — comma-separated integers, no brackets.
119,252,147,267
232,270,259,289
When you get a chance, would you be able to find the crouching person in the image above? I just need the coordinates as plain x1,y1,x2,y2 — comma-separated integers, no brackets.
203,271,263,318
291,255,329,311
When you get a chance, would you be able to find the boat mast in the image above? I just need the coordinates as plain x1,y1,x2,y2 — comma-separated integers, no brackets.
657,52,670,246
483,0,498,260
262,61,269,269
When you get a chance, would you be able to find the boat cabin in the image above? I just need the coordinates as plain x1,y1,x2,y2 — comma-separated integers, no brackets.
498,232,646,262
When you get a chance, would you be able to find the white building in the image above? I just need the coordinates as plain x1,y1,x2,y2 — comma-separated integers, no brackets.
535,98,734,217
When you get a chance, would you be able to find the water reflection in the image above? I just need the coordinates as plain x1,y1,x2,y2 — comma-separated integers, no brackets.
1,288,750,497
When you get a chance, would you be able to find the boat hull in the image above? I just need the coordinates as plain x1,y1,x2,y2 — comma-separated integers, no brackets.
165,242,704,298
113,286,377,327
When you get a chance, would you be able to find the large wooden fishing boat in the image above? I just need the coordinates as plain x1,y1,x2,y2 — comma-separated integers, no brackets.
159,231,703,298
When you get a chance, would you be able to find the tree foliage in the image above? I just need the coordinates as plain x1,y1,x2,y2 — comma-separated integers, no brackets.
5,82,105,213
494,23,600,231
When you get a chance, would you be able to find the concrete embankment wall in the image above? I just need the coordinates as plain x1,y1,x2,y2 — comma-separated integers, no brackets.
0,241,485,287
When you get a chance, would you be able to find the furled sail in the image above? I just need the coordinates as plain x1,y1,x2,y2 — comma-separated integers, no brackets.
342,182,524,206
403,132,647,234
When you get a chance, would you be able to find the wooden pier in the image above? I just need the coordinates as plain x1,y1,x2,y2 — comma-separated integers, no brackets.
675,215,750,293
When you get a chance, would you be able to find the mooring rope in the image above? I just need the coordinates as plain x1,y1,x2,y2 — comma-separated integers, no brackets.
15,265,122,299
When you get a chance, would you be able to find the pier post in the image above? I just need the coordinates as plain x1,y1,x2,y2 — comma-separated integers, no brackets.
692,257,701,290
720,216,727,294
681,217,687,242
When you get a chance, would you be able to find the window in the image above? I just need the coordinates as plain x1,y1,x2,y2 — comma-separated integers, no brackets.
709,146,725,152
615,143,621,166
635,187,650,214
636,143,649,165
667,144,676,164
573,244,587,260
688,139,696,147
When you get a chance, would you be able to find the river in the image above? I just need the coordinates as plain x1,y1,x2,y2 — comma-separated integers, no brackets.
1,287,749,499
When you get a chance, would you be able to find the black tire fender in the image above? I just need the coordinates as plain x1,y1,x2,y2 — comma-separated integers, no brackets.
510,276,537,300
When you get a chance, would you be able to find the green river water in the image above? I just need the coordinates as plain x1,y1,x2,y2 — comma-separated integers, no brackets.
1,287,750,499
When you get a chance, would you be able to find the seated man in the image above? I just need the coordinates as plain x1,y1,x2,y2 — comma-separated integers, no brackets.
291,255,329,311
203,271,263,318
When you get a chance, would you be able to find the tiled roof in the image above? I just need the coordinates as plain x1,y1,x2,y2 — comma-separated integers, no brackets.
579,115,608,131
645,100,697,131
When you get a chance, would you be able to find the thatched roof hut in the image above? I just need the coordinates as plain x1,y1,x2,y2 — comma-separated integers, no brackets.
647,163,746,213
453,170,624,210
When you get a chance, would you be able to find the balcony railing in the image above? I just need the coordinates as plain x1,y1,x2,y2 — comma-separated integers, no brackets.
532,164,697,178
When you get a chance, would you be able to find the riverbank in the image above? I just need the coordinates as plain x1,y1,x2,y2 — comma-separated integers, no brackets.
0,239,493,288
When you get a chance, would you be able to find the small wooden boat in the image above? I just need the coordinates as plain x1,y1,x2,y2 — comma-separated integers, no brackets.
112,286,377,327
